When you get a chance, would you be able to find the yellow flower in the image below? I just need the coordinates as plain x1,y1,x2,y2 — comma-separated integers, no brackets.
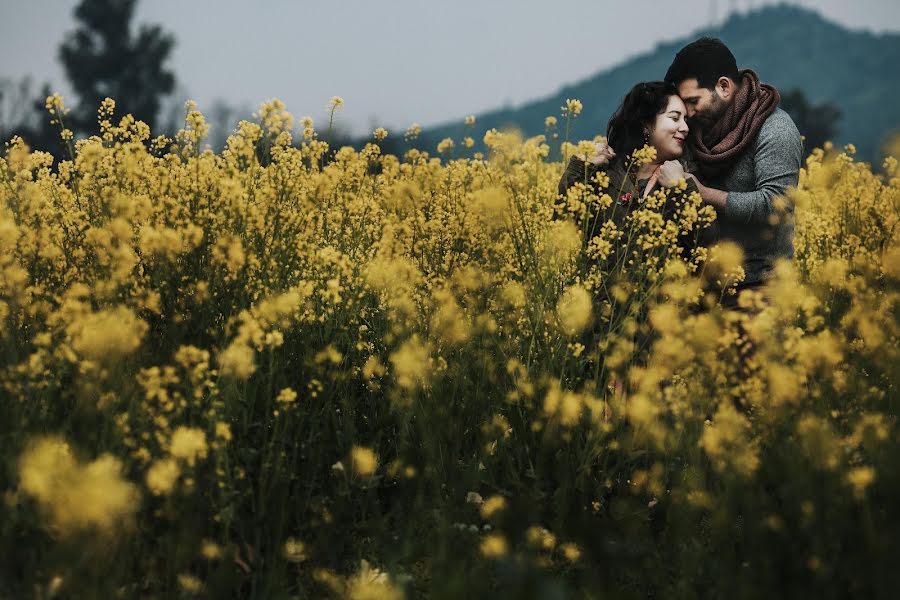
210,235,246,273
846,466,876,500
45,93,66,114
766,363,802,405
345,560,404,600
389,336,431,391
543,385,584,427
373,127,388,141
276,387,298,403
169,426,208,466
314,344,343,365
592,171,610,190
795,416,840,470
177,573,203,594
18,436,72,500
700,404,759,476
630,143,658,166
704,241,746,289
146,458,180,495
437,138,455,154
560,542,582,562
469,186,510,232
282,537,307,563
576,139,597,160
405,122,421,140
479,495,507,520
525,526,556,550
464,115,476,126
219,342,256,379
215,422,233,442
480,533,509,558
350,445,378,477
499,281,527,308
541,220,582,271
430,288,471,346
18,436,139,535
362,356,386,380
556,284,592,336
67,306,148,362
201,540,223,560
563,98,583,117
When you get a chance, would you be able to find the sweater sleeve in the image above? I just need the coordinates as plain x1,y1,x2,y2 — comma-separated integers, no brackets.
721,115,802,225
683,175,701,197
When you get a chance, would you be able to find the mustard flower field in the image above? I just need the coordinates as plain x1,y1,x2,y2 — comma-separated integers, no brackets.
1,97,898,599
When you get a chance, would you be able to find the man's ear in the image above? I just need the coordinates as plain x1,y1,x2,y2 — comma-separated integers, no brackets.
716,76,734,100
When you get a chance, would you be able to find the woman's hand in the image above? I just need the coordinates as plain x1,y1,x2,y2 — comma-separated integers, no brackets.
577,142,616,166
657,160,687,187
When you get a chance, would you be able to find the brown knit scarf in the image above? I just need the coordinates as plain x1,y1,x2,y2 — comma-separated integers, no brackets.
692,69,780,179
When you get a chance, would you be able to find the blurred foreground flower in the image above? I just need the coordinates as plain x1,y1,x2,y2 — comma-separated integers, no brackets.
18,436,139,536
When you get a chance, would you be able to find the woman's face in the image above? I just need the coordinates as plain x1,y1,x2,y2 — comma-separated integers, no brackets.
649,95,689,161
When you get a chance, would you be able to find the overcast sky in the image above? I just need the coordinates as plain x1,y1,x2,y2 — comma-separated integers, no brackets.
2,0,899,135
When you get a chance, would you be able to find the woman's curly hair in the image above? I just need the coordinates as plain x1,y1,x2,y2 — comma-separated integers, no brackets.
607,81,683,168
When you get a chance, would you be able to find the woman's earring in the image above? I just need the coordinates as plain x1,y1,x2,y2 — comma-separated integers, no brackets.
643,129,650,144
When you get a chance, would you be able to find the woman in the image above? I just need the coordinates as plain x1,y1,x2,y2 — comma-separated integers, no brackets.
558,81,698,230
556,82,715,396
556,81,717,272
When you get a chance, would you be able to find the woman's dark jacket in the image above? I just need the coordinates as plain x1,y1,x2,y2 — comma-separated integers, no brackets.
554,154,713,292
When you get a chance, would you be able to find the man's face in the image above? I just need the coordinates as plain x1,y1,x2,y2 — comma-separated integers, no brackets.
676,78,729,131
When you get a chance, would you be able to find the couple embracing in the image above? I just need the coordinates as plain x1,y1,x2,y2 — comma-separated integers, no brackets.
559,37,803,303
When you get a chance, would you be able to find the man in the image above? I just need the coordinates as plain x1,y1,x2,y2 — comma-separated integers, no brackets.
665,37,803,297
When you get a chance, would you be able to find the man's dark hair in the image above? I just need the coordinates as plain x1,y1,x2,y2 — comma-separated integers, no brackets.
664,37,739,89
607,81,679,163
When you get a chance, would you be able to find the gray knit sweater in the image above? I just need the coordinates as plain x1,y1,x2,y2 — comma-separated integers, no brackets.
705,107,803,286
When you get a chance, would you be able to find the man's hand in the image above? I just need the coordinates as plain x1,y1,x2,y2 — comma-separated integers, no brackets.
578,142,616,166
657,160,687,187
686,174,728,210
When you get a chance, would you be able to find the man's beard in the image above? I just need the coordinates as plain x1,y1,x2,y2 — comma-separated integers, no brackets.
687,114,714,131
689,94,728,133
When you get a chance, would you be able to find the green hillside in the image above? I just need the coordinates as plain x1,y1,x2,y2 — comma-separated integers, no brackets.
421,5,900,162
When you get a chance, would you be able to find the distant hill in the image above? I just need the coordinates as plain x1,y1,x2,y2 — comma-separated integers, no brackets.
420,5,900,163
